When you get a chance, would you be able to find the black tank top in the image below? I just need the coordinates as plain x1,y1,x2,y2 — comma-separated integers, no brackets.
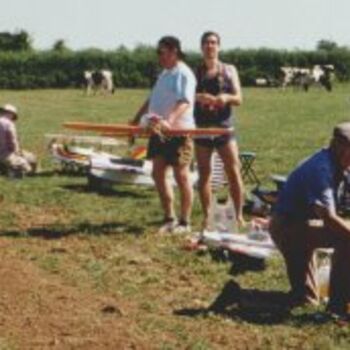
194,63,234,128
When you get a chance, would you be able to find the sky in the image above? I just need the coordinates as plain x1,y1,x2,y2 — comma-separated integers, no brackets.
0,0,348,51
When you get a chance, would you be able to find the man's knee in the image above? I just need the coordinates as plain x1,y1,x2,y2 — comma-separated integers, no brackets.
174,167,192,188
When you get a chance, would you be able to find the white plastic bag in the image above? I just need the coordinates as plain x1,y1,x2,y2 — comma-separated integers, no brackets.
209,196,237,233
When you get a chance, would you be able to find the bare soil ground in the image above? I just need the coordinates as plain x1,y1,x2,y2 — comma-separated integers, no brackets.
0,230,256,350
0,239,150,350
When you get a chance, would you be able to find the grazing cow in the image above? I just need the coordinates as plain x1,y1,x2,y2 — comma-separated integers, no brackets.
83,70,115,95
280,65,334,92
310,65,334,92
100,70,114,94
280,67,311,90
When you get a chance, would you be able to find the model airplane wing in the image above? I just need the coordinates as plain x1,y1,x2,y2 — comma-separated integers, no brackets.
63,122,233,138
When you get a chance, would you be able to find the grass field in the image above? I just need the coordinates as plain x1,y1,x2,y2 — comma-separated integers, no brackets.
0,85,350,349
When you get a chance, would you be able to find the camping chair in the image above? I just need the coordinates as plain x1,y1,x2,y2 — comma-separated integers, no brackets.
239,151,260,186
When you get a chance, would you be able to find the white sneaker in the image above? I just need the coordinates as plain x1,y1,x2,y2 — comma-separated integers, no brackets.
158,218,178,234
172,223,192,235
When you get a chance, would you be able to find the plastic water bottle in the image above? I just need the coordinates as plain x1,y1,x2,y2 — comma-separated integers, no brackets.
317,264,331,302
315,249,333,303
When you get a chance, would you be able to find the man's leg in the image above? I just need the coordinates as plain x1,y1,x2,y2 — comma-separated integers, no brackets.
151,156,175,220
270,216,332,305
5,153,31,174
173,163,193,225
194,144,214,230
217,140,245,226
328,238,350,315
284,243,319,305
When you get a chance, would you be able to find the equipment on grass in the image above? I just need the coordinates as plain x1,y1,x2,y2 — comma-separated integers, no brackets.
46,133,198,188
198,230,276,260
88,153,198,189
46,133,126,173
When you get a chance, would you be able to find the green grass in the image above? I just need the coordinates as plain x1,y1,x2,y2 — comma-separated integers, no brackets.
1,85,350,349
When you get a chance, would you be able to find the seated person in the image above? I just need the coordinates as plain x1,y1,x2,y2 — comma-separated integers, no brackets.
0,104,37,176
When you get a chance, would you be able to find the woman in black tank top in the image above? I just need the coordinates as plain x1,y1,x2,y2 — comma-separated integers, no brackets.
195,62,234,128
194,31,245,230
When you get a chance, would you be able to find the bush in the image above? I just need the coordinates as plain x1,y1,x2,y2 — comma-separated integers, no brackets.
0,46,349,89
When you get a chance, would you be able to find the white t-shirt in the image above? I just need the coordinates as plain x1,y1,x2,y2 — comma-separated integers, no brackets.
148,61,196,128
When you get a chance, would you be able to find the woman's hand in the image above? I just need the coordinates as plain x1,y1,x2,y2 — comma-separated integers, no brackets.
197,93,230,109
197,93,217,105
215,94,228,107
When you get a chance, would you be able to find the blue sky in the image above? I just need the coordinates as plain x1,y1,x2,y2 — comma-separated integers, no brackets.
0,0,348,51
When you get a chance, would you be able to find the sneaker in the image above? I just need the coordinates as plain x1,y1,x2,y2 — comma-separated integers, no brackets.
158,218,178,234
172,223,192,235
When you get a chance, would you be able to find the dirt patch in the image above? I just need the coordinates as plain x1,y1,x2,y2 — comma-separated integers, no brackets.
0,255,150,349
3,203,72,232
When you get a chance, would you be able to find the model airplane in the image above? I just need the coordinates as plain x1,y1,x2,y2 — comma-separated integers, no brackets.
46,133,126,173
89,154,198,189
199,231,276,260
63,121,234,138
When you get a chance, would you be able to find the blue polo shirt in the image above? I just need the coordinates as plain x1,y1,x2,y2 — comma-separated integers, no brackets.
276,148,338,220
148,61,196,128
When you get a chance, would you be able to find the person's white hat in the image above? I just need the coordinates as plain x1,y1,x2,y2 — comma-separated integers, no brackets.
0,104,18,118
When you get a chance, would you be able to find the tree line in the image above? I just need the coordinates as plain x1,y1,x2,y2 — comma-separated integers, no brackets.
0,31,349,89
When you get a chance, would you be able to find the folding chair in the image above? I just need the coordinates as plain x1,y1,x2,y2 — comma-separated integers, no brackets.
211,151,228,190
239,151,260,186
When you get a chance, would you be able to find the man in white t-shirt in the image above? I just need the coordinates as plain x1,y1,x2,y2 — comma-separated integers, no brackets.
0,104,37,176
132,36,196,234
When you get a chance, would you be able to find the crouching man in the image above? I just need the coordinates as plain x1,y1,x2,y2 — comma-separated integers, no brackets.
270,122,350,317
0,104,37,176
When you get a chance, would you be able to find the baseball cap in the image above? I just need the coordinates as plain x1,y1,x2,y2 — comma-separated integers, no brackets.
333,122,350,144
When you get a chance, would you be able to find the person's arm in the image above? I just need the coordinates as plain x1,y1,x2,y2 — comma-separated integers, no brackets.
167,100,190,127
310,166,350,240
216,65,242,107
149,100,190,131
130,99,149,125
314,203,350,240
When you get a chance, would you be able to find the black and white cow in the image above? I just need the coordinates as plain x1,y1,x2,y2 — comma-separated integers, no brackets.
310,65,334,92
280,67,311,90
280,65,334,92
83,70,115,95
